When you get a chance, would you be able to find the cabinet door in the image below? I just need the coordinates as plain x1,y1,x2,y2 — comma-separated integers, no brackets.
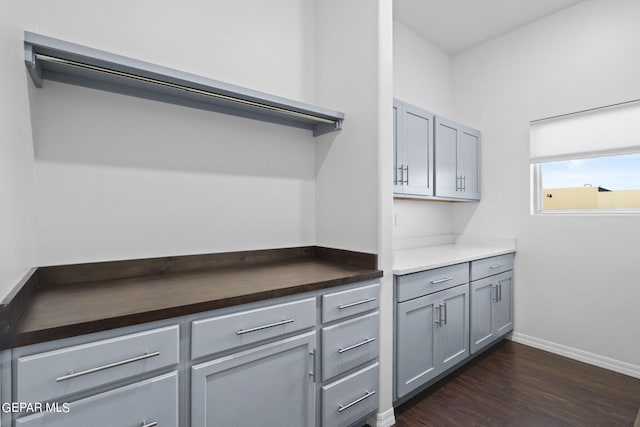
191,332,315,427
434,116,481,201
494,273,513,337
401,103,434,196
470,278,495,354
434,116,459,199
458,126,481,200
437,284,469,371
396,294,438,398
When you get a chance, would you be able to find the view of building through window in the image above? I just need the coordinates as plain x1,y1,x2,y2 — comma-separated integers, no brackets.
540,153,640,210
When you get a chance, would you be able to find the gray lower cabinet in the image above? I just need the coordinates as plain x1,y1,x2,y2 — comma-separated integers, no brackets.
322,362,379,427
15,371,178,427
320,283,380,427
470,270,514,354
396,283,469,399
191,332,316,427
394,253,514,402
5,280,380,427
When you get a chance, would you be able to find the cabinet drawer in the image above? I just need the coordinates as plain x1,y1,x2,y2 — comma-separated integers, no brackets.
16,325,179,403
191,297,316,359
322,282,379,324
322,362,379,427
15,372,178,427
322,311,379,381
396,263,469,302
471,253,514,281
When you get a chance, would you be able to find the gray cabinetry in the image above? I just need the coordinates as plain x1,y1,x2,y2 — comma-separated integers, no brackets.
16,325,179,403
5,280,380,427
191,332,316,427
16,372,178,427
470,269,514,354
394,99,435,197
396,283,469,399
395,263,470,399
320,282,380,427
393,99,481,201
321,362,379,427
394,252,514,402
434,116,481,201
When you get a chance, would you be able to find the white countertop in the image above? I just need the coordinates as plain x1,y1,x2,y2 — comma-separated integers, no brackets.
393,239,516,275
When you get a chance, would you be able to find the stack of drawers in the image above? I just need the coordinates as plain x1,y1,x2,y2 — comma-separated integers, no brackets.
320,282,380,427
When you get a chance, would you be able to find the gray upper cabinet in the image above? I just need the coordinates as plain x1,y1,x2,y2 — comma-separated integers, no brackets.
393,98,480,201
434,116,481,201
394,99,435,197
191,331,316,427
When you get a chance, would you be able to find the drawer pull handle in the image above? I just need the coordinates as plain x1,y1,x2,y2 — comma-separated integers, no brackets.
430,277,453,285
55,351,160,382
338,390,376,412
236,318,294,335
338,337,376,354
141,422,158,427
489,264,505,269
338,297,376,310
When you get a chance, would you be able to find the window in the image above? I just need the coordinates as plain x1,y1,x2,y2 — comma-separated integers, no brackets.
530,100,640,214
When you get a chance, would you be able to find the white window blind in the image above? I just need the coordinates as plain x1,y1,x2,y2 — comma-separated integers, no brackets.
529,100,640,163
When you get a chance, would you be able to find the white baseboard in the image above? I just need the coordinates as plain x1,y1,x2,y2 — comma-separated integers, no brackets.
367,407,396,427
509,332,640,379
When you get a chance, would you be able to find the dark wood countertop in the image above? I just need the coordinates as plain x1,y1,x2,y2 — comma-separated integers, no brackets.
0,246,382,349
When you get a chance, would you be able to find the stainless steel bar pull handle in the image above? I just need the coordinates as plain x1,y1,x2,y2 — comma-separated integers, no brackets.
435,305,442,325
310,349,316,381
236,318,294,335
397,164,404,185
338,297,376,310
442,303,447,325
338,337,376,354
404,165,409,185
463,175,466,191
494,284,499,302
498,283,502,302
431,277,454,285
141,422,158,427
338,390,376,412
56,352,160,382
489,264,505,269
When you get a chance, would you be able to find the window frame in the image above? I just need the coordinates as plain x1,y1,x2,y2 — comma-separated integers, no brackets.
530,160,640,216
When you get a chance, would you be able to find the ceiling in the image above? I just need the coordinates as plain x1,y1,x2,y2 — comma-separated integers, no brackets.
394,0,583,54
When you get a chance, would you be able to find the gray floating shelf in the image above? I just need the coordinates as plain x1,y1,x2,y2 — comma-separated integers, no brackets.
24,32,344,136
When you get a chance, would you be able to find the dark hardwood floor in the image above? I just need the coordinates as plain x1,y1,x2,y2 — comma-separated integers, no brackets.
393,340,640,426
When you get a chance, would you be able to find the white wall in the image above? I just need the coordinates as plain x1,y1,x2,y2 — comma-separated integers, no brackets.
392,22,457,246
377,1,395,424
315,0,380,253
31,0,319,265
0,2,36,300
452,0,640,369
